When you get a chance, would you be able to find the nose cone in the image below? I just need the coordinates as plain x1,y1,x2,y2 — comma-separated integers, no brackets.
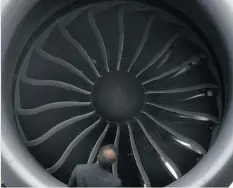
92,72,145,122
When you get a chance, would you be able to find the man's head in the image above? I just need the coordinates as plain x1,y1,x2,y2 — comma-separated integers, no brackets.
97,144,118,170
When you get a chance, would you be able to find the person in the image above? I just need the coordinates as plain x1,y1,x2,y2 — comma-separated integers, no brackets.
68,144,122,187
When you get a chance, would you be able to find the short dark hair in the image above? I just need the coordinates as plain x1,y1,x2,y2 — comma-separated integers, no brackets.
97,144,118,169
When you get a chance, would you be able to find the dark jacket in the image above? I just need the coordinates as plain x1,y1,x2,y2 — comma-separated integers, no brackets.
68,163,122,187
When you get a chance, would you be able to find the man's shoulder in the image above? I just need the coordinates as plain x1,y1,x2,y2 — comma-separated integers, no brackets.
115,177,122,183
75,164,91,169
111,176,122,187
107,172,122,185
74,164,97,173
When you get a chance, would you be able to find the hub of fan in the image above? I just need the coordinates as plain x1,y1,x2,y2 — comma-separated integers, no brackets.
92,71,145,122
